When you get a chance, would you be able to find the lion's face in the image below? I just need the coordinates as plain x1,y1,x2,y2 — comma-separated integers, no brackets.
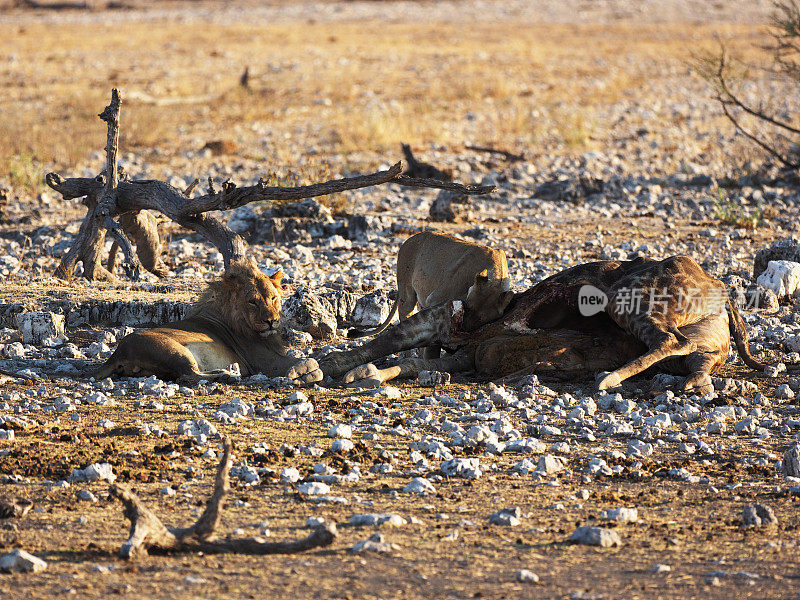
216,260,284,339
462,270,514,331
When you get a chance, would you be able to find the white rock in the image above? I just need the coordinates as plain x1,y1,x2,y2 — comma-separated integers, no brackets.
404,477,436,495
0,550,47,573
535,454,565,476
217,398,254,419
286,401,314,417
371,386,402,399
489,507,522,527
570,526,622,547
350,290,393,327
280,467,301,483
331,439,354,453
350,533,398,554
297,482,330,495
68,463,116,483
14,311,64,345
305,516,326,528
600,507,639,523
757,260,800,299
512,458,537,475
231,463,260,484
349,513,407,527
516,569,539,583
441,457,482,479
775,384,795,400
328,424,352,439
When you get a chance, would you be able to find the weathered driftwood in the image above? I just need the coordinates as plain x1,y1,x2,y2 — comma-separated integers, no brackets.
47,90,494,281
109,438,337,558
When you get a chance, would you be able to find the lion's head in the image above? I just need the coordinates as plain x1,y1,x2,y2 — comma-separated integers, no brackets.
196,259,284,340
461,270,514,331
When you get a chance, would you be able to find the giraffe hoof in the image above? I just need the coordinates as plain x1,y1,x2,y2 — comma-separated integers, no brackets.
680,372,713,395
344,363,383,389
596,371,622,391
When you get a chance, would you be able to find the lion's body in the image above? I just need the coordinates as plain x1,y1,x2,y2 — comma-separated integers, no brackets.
89,260,320,383
351,231,512,358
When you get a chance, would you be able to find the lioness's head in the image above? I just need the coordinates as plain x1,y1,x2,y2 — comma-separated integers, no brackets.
208,259,284,339
462,270,514,331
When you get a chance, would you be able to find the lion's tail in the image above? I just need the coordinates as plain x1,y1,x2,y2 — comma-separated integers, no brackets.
347,298,399,339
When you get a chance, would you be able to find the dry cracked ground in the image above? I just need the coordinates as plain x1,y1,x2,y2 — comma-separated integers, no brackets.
2,1,800,599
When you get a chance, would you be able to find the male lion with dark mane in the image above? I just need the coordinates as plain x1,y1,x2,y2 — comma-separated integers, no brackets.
90,259,322,385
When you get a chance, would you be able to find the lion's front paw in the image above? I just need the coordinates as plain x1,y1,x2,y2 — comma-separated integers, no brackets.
287,358,323,385
343,363,384,389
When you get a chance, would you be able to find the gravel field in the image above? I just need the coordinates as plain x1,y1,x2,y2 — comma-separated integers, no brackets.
1,1,800,599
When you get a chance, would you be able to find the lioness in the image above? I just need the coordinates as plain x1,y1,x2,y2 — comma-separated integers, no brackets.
90,259,322,385
350,231,513,358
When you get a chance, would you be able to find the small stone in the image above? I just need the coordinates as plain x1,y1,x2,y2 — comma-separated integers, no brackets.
305,516,326,528
331,439,354,453
535,454,565,476
775,384,795,400
68,463,116,484
742,503,778,528
782,445,800,478
516,569,539,583
570,526,622,547
349,514,407,527
297,482,330,495
350,532,399,554
403,477,436,495
76,490,97,502
280,467,300,483
651,564,672,573
418,370,451,387
328,424,352,439
600,507,638,523
441,457,482,479
489,507,522,527
0,549,47,573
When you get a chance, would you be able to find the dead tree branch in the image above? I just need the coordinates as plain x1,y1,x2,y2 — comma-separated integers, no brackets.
47,90,496,281
694,5,800,170
109,438,337,558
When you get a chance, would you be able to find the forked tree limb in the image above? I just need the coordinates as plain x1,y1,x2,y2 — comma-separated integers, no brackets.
46,90,497,280
109,437,337,558
696,26,800,170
